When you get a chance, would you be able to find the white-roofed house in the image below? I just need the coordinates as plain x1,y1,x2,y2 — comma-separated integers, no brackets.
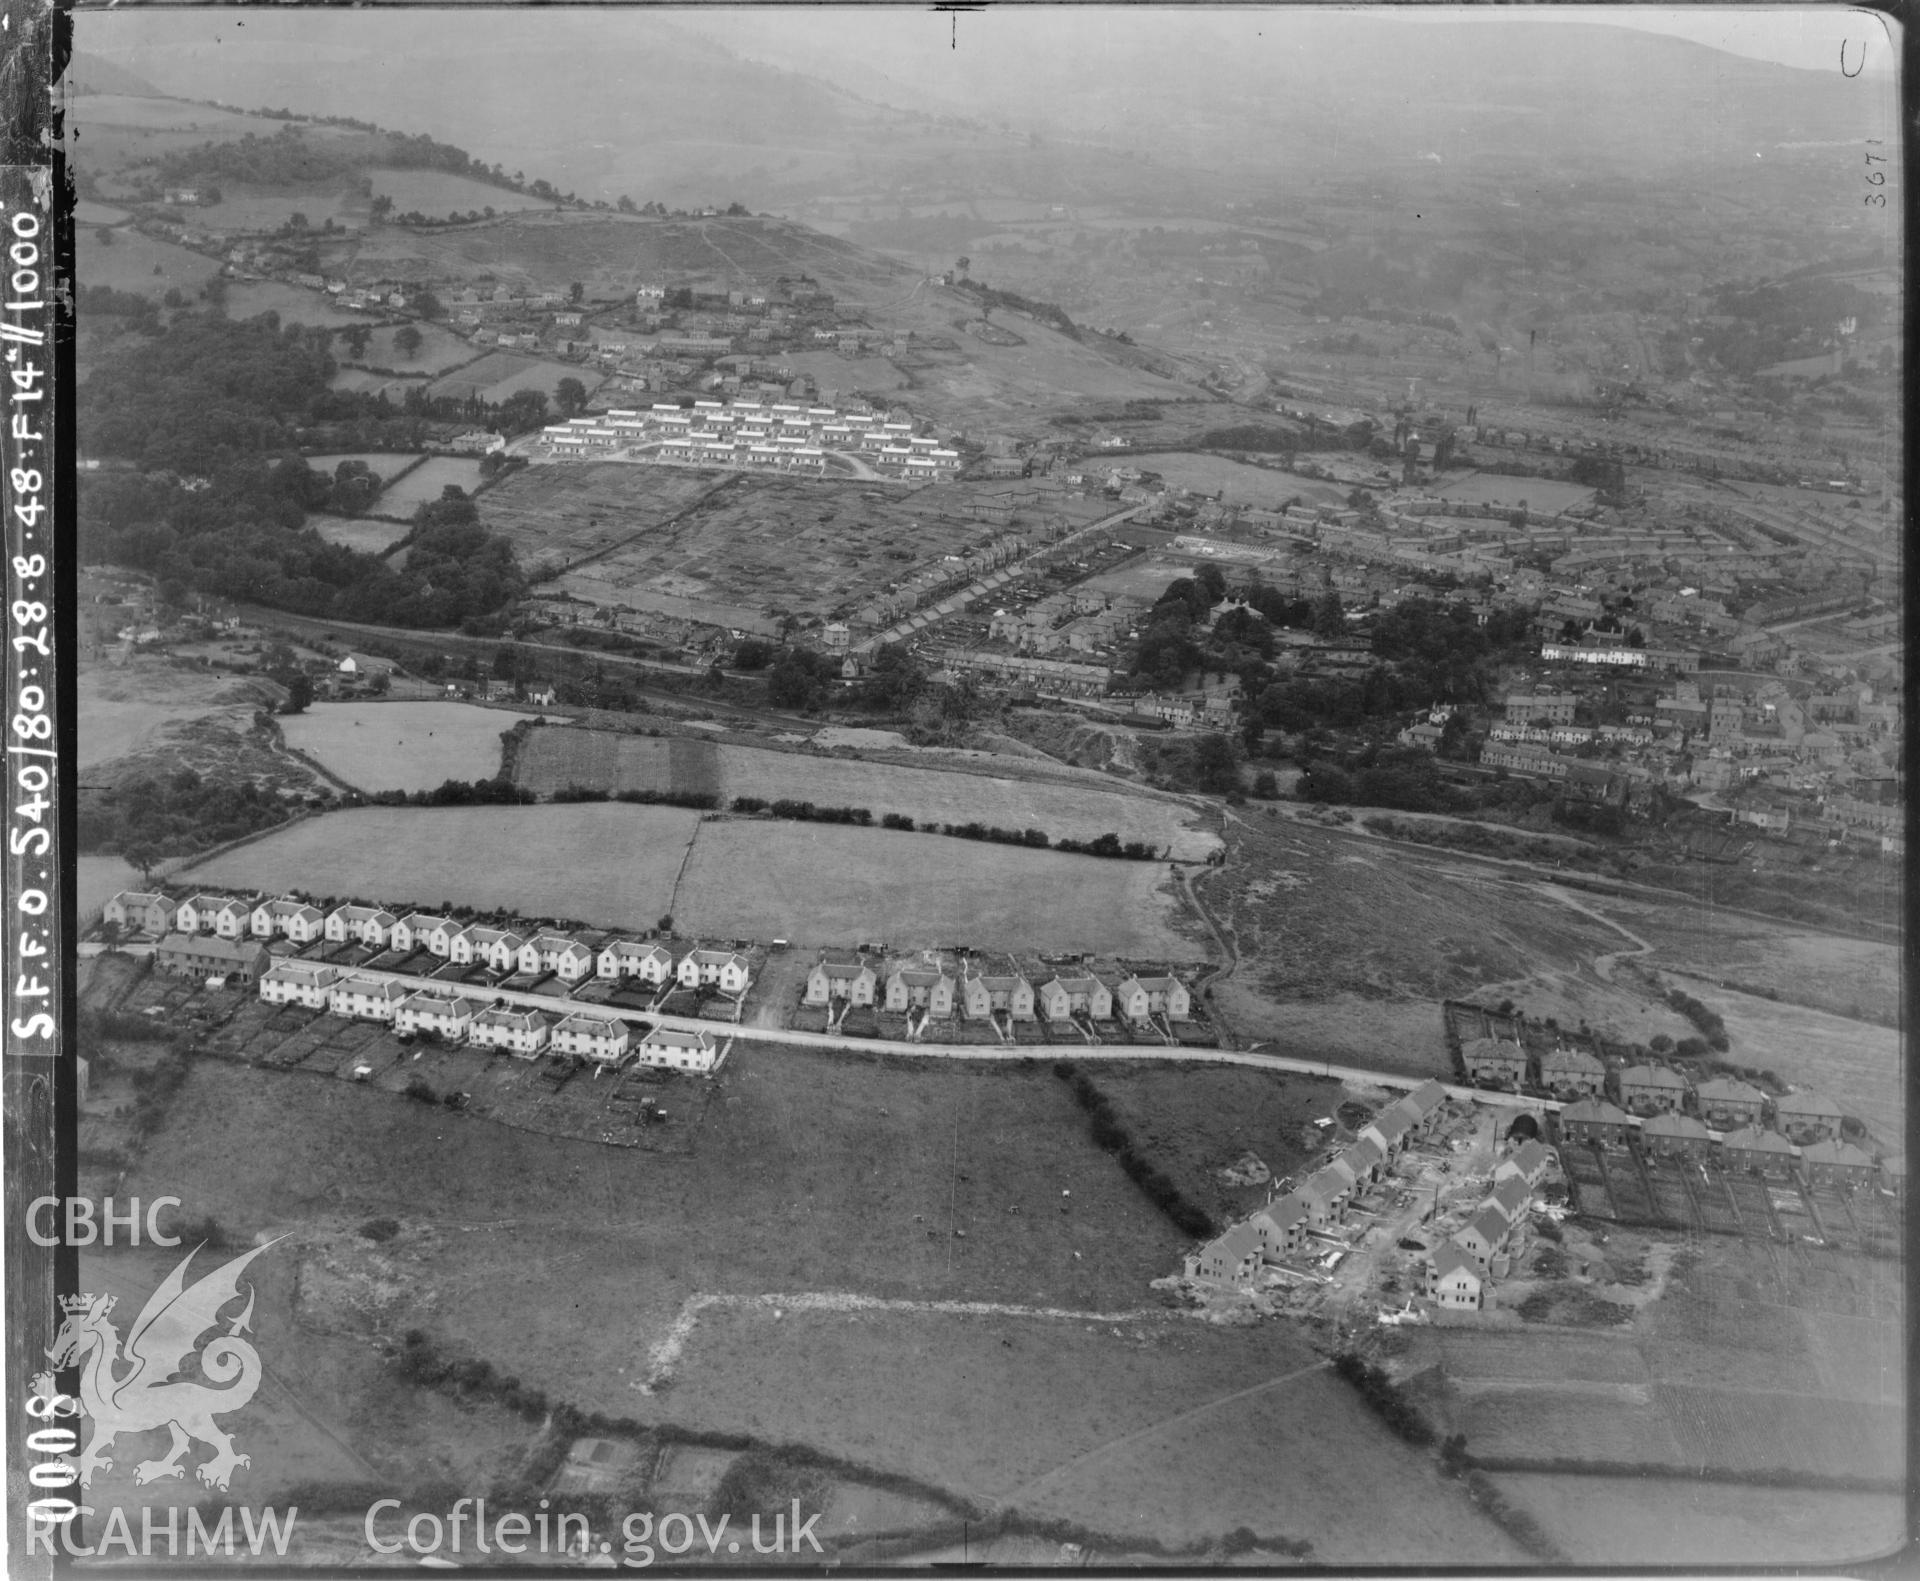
550,1011,631,1067
677,949,751,994
634,1025,720,1072
395,991,474,1042
104,891,172,936
469,1006,550,1058
258,961,340,1009
327,976,409,1022
176,893,246,935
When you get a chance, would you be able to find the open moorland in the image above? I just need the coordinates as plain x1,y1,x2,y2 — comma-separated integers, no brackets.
280,700,537,793
513,727,1217,858
169,801,1197,954
480,466,1024,630
110,1045,1517,1560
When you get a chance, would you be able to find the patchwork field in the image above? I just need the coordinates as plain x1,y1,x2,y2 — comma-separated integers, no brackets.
512,727,1215,857
175,802,701,928
673,821,1197,956
223,281,366,328
279,701,538,792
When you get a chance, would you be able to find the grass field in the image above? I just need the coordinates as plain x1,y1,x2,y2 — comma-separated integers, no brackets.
674,821,1196,955
370,169,553,218
1487,1476,1904,1566
1697,987,1902,1147
198,187,357,233
513,728,1214,857
78,854,143,924
279,701,539,792
310,514,405,551
76,226,219,299
427,351,601,405
303,451,425,481
223,280,365,328
378,455,488,512
348,321,479,375
75,199,131,225
1430,472,1595,515
175,802,701,928
1122,451,1328,507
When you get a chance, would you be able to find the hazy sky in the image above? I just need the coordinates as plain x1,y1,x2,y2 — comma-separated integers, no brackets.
1444,6,1898,76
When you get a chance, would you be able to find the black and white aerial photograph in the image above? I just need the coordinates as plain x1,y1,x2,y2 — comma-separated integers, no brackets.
50,3,1904,1570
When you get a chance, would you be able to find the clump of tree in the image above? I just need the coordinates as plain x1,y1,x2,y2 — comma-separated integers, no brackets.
79,766,296,863
1664,988,1729,1052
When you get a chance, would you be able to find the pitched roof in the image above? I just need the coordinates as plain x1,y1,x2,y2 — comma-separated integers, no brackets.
1800,1140,1872,1169
473,1007,546,1031
1208,1222,1263,1261
157,932,269,962
1721,1125,1793,1154
1642,1112,1710,1139
1469,1204,1511,1244
334,976,408,1001
1255,1194,1308,1230
1620,1063,1691,1090
1405,1079,1447,1114
109,890,169,907
1775,1090,1844,1119
643,1026,715,1051
1696,1076,1766,1104
1346,1136,1385,1172
1463,1036,1528,1063
1429,1243,1482,1283
1512,1139,1550,1174
1490,1176,1532,1219
556,1011,628,1037
1542,1045,1606,1074
1562,1097,1630,1125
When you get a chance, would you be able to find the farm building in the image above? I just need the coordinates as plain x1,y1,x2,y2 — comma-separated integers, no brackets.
1461,1036,1529,1088
1426,1244,1485,1310
326,904,399,949
177,895,253,939
155,933,272,985
1249,1194,1310,1260
1539,1045,1606,1098
1185,1222,1263,1288
634,1025,720,1072
677,949,751,994
1641,1112,1713,1160
886,965,956,1016
598,939,675,985
806,956,877,1006
394,913,463,956
395,991,474,1041
1618,1063,1691,1113
1109,972,1192,1023
1719,1126,1795,1178
469,1006,551,1058
327,977,410,1022
1494,1139,1552,1190
103,891,173,935
1696,1076,1768,1129
1037,974,1113,1022
1560,1097,1632,1148
250,897,325,944
550,1012,631,1066
1799,1139,1875,1189
258,961,341,1008
1774,1090,1846,1143
961,970,1036,1021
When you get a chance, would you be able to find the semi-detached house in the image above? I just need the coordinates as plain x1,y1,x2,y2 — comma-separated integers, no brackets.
251,898,325,944
468,1007,550,1058
598,939,675,985
677,949,751,994
103,891,173,935
259,961,341,1008
328,977,409,1022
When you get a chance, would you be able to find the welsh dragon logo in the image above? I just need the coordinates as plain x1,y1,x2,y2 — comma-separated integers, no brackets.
36,1240,280,1492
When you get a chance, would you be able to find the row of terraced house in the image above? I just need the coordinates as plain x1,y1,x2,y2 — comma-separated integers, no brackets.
254,962,720,1073
803,953,1192,1025
1185,1081,1449,1288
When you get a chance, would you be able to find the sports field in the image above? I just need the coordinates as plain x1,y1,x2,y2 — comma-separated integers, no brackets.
175,802,701,928
279,701,538,792
512,728,1215,857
